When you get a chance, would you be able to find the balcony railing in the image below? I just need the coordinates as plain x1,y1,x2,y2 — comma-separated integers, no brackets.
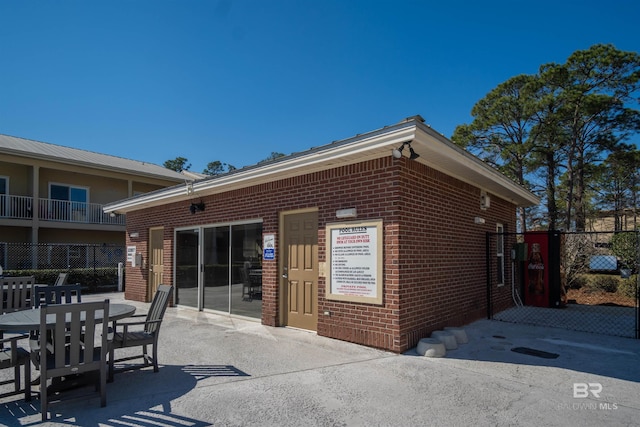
0,195,125,226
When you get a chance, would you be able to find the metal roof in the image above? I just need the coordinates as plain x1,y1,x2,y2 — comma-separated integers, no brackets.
0,133,188,182
104,116,540,214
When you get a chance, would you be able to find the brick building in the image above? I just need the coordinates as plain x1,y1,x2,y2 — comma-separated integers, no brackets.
104,116,539,353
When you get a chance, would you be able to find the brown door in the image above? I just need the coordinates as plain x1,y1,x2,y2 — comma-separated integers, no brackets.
148,227,164,298
282,210,318,331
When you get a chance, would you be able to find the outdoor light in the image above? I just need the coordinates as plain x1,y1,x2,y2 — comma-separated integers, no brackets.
408,145,420,160
336,208,357,219
392,143,405,159
190,202,205,214
392,141,420,160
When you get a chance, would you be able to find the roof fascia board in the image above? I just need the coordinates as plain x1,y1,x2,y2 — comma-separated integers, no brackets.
0,144,185,182
104,117,539,213
105,124,417,213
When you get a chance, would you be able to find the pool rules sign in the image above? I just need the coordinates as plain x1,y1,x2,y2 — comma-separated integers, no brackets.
326,219,383,305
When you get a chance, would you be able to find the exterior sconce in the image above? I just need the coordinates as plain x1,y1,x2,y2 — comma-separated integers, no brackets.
391,141,420,160
392,141,420,160
480,191,490,210
129,232,140,238
336,208,357,219
190,202,205,214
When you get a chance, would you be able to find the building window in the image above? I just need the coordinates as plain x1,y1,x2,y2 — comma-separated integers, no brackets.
50,183,88,202
49,183,88,221
496,223,504,286
0,176,7,217
175,220,263,319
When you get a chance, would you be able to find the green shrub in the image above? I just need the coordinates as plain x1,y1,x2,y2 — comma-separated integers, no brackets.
585,274,619,293
611,232,639,271
568,275,588,289
617,276,638,299
3,267,121,293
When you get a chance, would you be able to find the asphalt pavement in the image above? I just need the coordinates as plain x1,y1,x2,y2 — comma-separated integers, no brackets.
1,292,639,427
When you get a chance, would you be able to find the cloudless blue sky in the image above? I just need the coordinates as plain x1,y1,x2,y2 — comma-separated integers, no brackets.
1,0,638,173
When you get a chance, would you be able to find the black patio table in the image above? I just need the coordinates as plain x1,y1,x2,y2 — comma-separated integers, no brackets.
0,303,136,331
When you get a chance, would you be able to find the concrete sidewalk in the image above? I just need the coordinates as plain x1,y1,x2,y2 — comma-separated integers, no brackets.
1,292,639,426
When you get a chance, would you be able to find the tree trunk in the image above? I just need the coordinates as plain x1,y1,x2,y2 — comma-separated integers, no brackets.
545,149,558,230
574,150,586,232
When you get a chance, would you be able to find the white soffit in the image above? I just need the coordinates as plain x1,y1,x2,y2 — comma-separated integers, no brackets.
412,123,539,206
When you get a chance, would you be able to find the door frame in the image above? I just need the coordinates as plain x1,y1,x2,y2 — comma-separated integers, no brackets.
278,208,319,328
148,226,164,301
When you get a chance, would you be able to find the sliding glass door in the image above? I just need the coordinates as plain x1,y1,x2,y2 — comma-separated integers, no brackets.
175,228,200,308
230,223,262,317
203,227,230,312
174,221,262,319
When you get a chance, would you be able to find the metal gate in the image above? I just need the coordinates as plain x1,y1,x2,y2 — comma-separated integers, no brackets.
486,230,639,339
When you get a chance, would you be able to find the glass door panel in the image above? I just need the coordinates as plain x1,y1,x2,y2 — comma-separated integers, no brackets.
203,227,230,312
230,223,262,318
70,187,87,221
175,229,199,308
0,177,6,217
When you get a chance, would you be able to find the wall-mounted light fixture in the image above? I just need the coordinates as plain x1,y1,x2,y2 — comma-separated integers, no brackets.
392,141,420,160
480,191,490,210
474,217,485,224
129,232,140,238
190,201,205,214
109,212,117,218
336,208,357,219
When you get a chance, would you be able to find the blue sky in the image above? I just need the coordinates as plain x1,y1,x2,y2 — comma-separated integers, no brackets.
1,0,638,173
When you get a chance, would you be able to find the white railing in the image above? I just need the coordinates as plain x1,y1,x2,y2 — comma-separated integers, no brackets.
0,194,34,219
0,195,125,226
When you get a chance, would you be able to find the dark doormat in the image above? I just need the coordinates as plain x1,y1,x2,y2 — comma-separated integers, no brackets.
511,347,559,359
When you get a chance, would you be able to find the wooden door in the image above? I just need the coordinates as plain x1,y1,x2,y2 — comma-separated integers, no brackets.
282,210,318,330
148,227,164,299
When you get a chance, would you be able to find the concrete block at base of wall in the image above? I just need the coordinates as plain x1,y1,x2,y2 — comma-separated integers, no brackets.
431,330,458,350
444,327,469,344
416,338,446,357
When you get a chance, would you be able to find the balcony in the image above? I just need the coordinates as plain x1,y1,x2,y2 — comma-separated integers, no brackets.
0,195,125,226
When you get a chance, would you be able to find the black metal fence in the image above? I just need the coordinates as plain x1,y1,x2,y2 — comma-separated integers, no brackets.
486,230,639,339
0,242,126,293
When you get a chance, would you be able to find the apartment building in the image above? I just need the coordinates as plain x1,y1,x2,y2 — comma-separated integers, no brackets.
0,134,189,270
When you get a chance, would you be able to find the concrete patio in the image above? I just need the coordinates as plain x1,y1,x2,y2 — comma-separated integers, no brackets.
1,292,639,426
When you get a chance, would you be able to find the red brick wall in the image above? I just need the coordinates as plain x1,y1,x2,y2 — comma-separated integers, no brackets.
396,160,516,351
124,156,517,352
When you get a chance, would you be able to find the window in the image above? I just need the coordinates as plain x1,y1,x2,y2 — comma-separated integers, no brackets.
0,176,7,217
49,183,88,221
496,223,504,286
50,184,88,203
175,220,263,319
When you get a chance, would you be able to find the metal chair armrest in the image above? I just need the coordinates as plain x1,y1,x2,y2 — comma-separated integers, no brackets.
1,334,29,364
0,333,29,345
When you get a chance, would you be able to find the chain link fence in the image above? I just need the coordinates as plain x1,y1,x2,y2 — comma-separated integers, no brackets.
0,242,126,293
487,231,639,339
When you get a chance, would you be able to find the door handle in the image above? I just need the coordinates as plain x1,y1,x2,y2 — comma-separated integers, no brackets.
282,266,288,279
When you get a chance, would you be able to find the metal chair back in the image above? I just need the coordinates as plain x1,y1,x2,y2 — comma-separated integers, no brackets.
144,284,172,334
1,276,35,313
53,272,69,286
32,284,82,307
38,299,110,421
